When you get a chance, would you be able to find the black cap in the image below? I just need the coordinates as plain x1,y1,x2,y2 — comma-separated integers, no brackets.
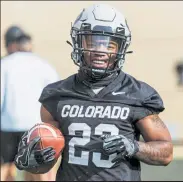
4,25,31,47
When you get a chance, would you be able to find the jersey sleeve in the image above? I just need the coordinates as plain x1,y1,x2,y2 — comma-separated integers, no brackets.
133,87,165,122
38,82,60,121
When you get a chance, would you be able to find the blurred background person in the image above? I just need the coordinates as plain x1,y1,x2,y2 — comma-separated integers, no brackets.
1,25,60,181
4,25,32,56
175,60,183,86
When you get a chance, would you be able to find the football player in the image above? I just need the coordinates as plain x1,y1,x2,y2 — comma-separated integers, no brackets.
14,4,173,181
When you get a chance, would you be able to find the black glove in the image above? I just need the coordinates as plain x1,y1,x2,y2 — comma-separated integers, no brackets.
14,131,56,174
101,135,139,163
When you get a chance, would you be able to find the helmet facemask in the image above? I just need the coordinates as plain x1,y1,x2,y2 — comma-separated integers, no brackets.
71,25,130,80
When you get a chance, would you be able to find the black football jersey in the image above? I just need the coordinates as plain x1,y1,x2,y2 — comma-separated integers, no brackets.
39,71,164,181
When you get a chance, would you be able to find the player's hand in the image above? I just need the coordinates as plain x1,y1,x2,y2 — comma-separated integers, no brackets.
101,134,139,163
14,131,56,173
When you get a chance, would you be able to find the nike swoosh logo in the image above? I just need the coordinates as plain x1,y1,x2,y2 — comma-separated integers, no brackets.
82,24,89,27
112,92,125,95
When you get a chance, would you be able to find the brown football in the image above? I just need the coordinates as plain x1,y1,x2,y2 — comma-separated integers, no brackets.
27,123,65,159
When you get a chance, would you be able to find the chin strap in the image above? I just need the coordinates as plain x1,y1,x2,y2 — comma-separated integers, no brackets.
66,40,73,47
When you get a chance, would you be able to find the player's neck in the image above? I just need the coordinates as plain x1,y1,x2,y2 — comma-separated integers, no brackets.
77,69,120,89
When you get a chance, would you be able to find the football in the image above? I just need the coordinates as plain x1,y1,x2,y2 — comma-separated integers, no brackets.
27,123,65,159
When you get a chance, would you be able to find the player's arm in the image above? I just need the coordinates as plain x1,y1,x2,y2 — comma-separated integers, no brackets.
102,116,173,166
39,105,61,164
40,104,59,128
134,114,173,166
37,105,60,165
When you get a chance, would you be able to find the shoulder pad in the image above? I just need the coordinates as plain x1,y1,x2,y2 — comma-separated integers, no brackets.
39,74,76,103
126,74,165,112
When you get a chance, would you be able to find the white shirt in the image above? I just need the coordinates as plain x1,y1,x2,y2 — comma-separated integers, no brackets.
1,52,60,131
